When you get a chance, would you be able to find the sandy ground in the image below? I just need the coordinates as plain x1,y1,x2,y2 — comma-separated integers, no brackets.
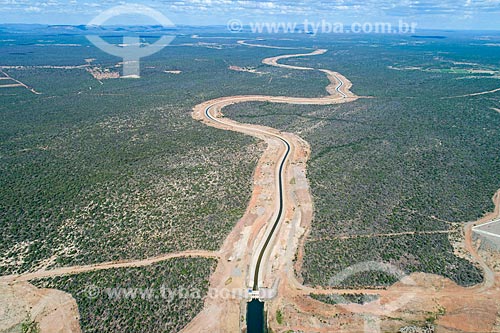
0,282,81,333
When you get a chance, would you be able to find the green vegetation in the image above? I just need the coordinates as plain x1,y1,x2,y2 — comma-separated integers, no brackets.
32,257,215,333
225,33,500,287
425,305,446,325
0,32,330,275
0,93,260,274
2,29,500,294
276,309,283,324
304,234,482,287
21,314,40,333
0,31,346,332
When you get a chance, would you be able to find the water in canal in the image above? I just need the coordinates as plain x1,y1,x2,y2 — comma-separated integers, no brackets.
246,299,266,333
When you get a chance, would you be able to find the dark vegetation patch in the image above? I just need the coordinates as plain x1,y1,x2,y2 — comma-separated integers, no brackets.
310,293,380,305
32,257,215,333
0,33,329,274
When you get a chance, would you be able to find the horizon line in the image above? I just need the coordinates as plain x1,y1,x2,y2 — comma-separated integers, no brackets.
1,23,500,32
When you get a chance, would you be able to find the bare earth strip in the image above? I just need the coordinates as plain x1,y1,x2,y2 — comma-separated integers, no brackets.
444,87,500,98
0,69,41,94
465,190,500,289
183,49,358,332
1,250,220,283
0,84,23,88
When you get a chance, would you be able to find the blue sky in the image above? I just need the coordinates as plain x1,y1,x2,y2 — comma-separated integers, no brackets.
1,0,500,30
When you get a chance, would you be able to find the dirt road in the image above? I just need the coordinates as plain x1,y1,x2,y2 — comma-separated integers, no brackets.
184,49,358,332
0,69,41,94
1,250,220,283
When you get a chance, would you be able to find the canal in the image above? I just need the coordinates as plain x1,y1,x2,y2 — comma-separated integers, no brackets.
246,299,265,333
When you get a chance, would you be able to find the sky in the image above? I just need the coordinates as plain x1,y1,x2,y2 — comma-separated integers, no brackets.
1,0,500,30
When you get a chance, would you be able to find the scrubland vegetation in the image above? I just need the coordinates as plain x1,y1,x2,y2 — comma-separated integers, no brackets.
311,293,379,305
2,30,499,291
225,33,500,287
32,257,215,332
0,33,332,275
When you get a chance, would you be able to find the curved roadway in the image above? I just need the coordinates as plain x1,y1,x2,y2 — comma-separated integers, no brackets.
204,105,290,290
201,52,354,291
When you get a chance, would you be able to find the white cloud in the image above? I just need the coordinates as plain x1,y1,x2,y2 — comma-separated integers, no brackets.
24,5,41,12
1,0,500,26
